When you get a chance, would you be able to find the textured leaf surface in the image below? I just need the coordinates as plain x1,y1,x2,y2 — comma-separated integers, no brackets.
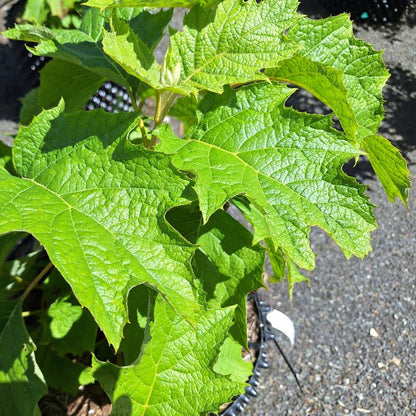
157,83,377,270
167,205,265,346
363,135,411,205
20,59,105,125
214,336,252,382
167,0,299,94
0,300,47,416
4,24,138,93
86,0,217,7
93,296,245,416
0,105,198,348
286,14,389,141
102,18,166,92
266,56,358,142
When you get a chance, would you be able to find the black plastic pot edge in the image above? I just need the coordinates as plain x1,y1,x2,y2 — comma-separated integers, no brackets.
217,292,274,416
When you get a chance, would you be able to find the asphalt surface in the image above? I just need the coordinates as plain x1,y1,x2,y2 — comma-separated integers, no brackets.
0,2,415,416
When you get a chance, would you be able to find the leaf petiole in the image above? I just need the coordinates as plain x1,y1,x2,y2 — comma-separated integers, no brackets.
21,261,53,301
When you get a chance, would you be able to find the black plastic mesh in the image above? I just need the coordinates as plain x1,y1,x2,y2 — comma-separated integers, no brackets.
85,81,133,113
318,0,409,23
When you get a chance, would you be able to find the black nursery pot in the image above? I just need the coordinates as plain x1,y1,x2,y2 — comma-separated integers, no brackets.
214,293,275,416
318,0,408,22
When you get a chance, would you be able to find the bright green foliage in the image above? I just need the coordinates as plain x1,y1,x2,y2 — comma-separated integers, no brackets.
93,296,246,416
167,0,299,94
0,0,411,414
285,15,390,142
20,59,105,124
21,0,81,28
4,24,139,93
0,103,198,348
363,135,411,204
86,0,217,8
166,205,265,346
266,57,358,142
157,83,377,270
0,300,47,416
214,336,253,382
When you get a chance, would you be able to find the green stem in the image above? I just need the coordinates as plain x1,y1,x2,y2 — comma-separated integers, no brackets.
129,89,151,147
21,262,53,301
149,91,177,149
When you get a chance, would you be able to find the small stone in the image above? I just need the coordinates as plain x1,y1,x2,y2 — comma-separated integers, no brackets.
369,328,379,338
391,357,401,367
377,362,386,369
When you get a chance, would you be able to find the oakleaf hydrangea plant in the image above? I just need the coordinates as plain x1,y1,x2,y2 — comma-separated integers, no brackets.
0,0,411,414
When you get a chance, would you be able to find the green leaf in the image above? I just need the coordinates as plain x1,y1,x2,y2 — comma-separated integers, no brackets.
22,0,49,25
79,7,106,42
85,0,218,8
167,205,265,346
0,104,198,348
20,59,106,124
363,135,411,205
265,239,286,282
0,300,47,416
129,8,173,52
119,285,154,364
93,296,245,416
49,297,82,338
35,345,94,394
102,17,163,91
0,141,16,175
214,336,252,383
167,0,299,94
157,83,377,271
36,274,98,355
46,0,65,17
20,89,43,127
0,233,26,267
286,14,389,141
168,95,199,134
266,56,358,142
287,259,309,300
4,24,139,93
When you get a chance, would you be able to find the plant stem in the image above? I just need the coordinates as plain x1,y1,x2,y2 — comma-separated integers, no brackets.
21,262,53,301
129,90,151,147
149,91,177,149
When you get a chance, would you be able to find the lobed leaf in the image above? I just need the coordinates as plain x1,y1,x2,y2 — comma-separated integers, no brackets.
167,205,265,346
0,103,198,348
285,14,390,141
20,59,105,125
363,135,411,205
157,83,377,270
4,24,139,93
266,56,358,143
93,296,246,416
167,0,299,94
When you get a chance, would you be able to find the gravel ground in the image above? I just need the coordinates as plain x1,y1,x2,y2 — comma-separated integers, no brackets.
0,2,415,416
244,2,416,415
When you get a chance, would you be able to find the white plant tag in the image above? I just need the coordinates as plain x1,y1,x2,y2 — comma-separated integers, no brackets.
266,309,295,346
